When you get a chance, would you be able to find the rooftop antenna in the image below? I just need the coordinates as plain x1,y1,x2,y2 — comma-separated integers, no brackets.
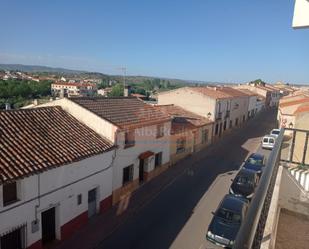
117,67,127,89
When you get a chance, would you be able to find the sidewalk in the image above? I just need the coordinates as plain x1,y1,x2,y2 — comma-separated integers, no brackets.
54,110,272,249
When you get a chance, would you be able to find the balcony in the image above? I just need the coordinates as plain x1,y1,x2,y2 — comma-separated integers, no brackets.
225,110,230,119
216,112,222,121
233,128,309,249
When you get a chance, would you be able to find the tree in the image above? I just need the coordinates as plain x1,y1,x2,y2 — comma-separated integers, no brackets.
250,79,266,86
98,80,108,89
0,79,52,109
108,84,124,97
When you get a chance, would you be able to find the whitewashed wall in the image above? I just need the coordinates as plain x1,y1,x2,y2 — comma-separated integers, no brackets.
0,151,114,247
158,88,217,120
112,121,171,190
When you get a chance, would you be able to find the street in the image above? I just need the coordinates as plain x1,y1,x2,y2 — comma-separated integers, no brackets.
97,109,277,249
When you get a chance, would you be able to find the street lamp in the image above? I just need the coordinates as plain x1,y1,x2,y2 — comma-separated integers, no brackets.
207,112,212,119
289,122,293,128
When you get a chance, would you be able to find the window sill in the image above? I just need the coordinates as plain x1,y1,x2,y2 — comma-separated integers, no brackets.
3,199,20,207
124,144,135,149
122,180,133,187
176,149,186,154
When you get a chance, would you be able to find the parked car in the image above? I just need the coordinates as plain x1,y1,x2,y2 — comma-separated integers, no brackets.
262,135,276,150
206,194,249,248
270,129,280,138
229,168,259,200
243,153,266,175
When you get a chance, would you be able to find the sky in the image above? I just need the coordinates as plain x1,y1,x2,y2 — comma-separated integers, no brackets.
0,0,308,84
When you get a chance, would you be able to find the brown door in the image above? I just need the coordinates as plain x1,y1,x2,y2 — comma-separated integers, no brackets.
139,159,144,183
41,207,56,245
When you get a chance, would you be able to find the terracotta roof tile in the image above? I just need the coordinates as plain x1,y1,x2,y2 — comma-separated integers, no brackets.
70,97,171,129
52,82,96,87
294,104,309,115
216,87,251,97
279,97,309,108
155,105,213,134
131,93,146,98
188,87,231,99
236,89,258,96
0,107,114,184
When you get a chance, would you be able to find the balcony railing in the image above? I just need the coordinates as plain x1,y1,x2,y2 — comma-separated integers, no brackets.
233,128,309,249
225,110,230,119
216,112,222,120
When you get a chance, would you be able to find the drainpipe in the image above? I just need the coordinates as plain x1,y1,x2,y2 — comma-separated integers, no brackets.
34,174,41,221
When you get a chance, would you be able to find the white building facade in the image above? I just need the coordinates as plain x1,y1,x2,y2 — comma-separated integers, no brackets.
0,107,115,249
38,97,172,204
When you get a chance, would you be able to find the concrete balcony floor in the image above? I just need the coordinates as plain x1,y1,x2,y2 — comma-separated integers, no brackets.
275,209,309,249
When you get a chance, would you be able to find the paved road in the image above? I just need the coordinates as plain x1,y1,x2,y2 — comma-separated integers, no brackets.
97,109,277,249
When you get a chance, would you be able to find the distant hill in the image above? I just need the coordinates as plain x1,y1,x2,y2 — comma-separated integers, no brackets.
0,63,219,85
0,64,87,74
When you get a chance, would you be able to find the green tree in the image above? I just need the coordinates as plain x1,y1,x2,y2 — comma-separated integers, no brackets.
108,84,124,97
250,79,266,86
98,79,108,89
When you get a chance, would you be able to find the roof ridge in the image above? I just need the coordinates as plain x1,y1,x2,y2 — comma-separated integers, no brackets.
0,106,61,113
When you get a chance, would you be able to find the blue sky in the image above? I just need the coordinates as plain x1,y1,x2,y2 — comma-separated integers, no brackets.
0,0,308,84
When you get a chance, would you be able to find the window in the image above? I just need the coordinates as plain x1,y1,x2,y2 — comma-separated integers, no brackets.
77,194,82,205
122,165,134,185
156,124,164,138
235,118,239,126
216,208,241,224
215,124,219,135
124,130,135,148
223,121,227,131
202,129,209,144
176,137,186,154
3,182,18,206
155,152,163,168
0,225,26,249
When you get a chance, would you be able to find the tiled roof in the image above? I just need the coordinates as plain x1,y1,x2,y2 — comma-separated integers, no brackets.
216,87,251,97
280,94,308,101
189,87,230,99
131,93,146,98
294,104,309,115
0,107,114,184
52,82,96,87
264,84,279,91
236,89,258,97
279,97,309,108
70,97,171,129
155,105,213,134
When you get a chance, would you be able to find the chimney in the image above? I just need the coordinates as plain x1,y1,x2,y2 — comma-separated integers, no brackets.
124,85,131,97
5,103,11,110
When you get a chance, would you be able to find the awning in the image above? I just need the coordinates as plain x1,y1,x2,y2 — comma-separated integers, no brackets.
139,151,154,159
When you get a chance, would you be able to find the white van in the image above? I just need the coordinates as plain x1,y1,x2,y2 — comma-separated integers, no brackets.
262,135,276,150
270,129,280,138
